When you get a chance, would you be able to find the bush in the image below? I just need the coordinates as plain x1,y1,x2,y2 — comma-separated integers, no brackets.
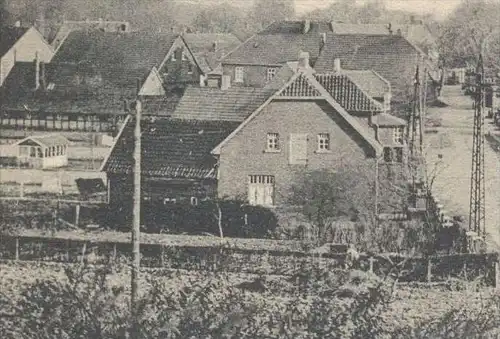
110,200,279,239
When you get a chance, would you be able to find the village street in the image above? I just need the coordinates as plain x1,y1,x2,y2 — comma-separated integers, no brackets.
425,85,500,250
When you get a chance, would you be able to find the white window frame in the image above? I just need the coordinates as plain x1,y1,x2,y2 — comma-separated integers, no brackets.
235,66,244,83
317,133,330,152
393,127,404,144
383,147,404,163
266,133,280,152
266,67,276,81
181,51,187,61
171,50,177,62
187,63,193,75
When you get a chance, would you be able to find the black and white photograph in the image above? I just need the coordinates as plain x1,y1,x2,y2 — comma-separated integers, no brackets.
0,0,500,337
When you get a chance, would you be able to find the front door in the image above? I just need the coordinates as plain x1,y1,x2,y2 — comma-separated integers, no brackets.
248,175,275,206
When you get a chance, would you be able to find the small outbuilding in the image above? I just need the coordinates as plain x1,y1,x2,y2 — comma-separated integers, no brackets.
15,134,70,169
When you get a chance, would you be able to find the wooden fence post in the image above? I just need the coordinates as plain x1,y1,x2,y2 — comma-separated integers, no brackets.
15,237,19,261
427,259,432,283
75,204,81,226
160,245,165,267
81,242,86,264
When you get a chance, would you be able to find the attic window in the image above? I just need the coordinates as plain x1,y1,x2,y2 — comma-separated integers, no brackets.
171,51,177,62
188,64,193,74
181,51,187,61
266,68,276,81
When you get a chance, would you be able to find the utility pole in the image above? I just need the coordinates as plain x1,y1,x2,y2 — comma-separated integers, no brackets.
130,97,142,335
468,54,486,238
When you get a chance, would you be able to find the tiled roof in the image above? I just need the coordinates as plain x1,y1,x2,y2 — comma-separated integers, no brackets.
221,33,322,65
1,62,181,115
17,134,70,147
171,86,275,122
103,118,239,178
183,33,241,72
0,26,29,57
258,21,332,35
53,30,178,71
314,74,383,112
314,34,425,101
331,23,391,35
372,113,406,126
340,70,390,99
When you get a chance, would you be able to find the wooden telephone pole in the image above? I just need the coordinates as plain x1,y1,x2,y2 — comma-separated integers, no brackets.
130,97,142,334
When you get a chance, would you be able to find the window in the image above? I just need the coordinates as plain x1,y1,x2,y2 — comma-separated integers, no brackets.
44,148,48,157
51,146,56,157
289,133,308,165
30,146,36,158
181,51,187,61
266,133,280,152
36,147,43,158
383,147,404,163
317,133,330,152
393,127,404,144
235,67,244,83
266,67,276,81
248,175,275,206
171,50,177,61
187,63,193,74
19,146,29,157
190,197,198,206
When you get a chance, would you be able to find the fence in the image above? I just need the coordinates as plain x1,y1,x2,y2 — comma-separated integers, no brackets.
0,231,499,288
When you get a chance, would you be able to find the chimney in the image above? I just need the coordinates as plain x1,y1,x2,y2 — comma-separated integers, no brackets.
320,32,326,50
298,51,310,71
199,74,206,87
212,41,217,52
34,51,40,90
383,91,392,113
303,20,311,34
221,75,231,90
14,21,21,27
388,23,393,35
334,58,341,72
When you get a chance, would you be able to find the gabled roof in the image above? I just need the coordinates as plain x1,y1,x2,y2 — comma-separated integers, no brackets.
315,73,384,112
53,30,179,72
102,118,239,179
314,34,426,101
182,33,241,72
0,26,29,57
221,32,322,65
16,134,70,148
212,70,383,156
1,62,182,115
339,70,390,99
171,86,275,122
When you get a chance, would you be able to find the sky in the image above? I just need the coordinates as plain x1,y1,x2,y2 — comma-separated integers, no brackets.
295,0,463,19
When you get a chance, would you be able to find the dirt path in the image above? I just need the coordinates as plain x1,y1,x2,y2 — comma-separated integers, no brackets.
425,85,500,250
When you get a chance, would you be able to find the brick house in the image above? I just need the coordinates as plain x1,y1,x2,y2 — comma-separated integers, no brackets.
212,65,406,207
220,21,331,88
0,25,54,86
53,30,203,90
314,33,440,112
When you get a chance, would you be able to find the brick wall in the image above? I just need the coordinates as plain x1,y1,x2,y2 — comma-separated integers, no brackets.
222,63,281,87
218,99,377,205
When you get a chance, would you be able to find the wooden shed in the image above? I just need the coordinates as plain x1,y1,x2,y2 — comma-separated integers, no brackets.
15,134,70,169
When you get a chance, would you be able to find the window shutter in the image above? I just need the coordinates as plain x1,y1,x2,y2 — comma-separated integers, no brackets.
289,133,308,165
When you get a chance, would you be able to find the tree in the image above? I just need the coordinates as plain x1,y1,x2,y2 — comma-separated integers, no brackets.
249,0,295,31
438,0,500,69
191,3,245,33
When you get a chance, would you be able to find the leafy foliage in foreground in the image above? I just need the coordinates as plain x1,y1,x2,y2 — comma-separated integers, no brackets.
1,262,499,339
